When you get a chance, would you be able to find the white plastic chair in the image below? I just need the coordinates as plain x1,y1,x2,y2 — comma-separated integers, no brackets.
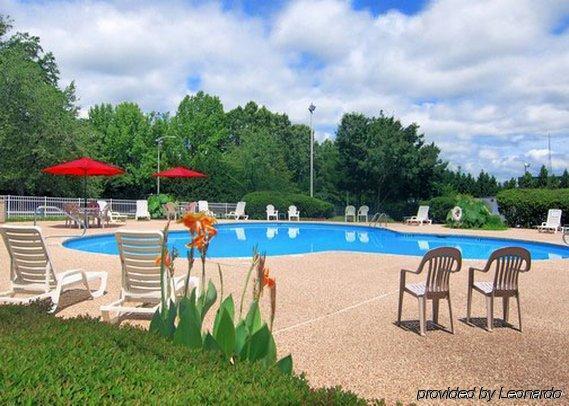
405,206,432,226
135,200,151,220
266,205,278,221
0,225,107,312
100,230,199,323
357,206,369,222
198,200,215,217
227,202,248,220
288,205,300,221
537,209,562,233
345,206,356,222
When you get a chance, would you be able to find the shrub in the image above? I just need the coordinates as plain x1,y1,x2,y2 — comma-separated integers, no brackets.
379,201,418,221
497,188,569,227
242,192,334,219
147,194,174,219
0,304,366,404
423,195,456,223
446,194,507,230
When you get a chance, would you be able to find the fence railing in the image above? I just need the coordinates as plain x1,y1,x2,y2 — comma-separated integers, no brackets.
0,195,236,220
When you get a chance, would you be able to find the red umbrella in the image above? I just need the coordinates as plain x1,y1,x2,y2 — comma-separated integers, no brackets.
43,157,124,221
152,166,206,178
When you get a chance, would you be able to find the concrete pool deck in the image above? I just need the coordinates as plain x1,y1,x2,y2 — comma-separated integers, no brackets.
1,220,568,403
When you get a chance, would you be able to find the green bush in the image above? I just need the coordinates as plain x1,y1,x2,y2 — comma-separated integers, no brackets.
446,194,507,230
242,192,334,219
0,304,365,404
423,195,456,223
147,194,174,219
497,188,569,227
379,201,418,221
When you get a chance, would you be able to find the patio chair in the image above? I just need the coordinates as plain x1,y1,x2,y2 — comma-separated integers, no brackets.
198,200,215,217
536,209,562,233
266,205,278,221
100,230,199,323
466,247,531,332
405,205,432,226
288,205,300,221
227,201,248,220
397,247,462,336
0,225,107,312
135,200,151,220
63,203,81,228
163,202,179,221
98,200,127,226
345,205,356,222
182,201,197,215
357,205,369,222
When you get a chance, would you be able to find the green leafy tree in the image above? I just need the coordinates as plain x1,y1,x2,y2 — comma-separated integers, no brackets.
0,15,87,196
559,169,569,188
536,165,549,188
518,171,535,188
314,139,341,205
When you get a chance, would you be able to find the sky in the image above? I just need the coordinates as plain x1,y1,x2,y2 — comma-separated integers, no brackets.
2,0,569,180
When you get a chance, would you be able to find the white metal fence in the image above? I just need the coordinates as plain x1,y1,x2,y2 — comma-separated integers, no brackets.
0,195,237,219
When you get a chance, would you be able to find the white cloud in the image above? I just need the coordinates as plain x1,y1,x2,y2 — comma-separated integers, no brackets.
2,0,569,179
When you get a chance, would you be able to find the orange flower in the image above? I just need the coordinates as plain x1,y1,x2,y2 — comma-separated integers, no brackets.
187,233,208,250
155,253,172,267
179,212,217,236
262,267,275,288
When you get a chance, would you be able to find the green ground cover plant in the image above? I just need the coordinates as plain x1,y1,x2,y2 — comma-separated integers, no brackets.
445,194,507,230
0,303,365,404
497,188,569,227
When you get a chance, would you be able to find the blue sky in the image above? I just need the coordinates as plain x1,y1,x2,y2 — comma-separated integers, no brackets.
3,0,569,179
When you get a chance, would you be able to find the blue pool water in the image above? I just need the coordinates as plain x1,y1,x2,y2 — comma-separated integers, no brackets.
63,222,569,260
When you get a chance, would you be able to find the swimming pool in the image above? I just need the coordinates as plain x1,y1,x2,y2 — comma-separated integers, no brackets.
62,222,569,260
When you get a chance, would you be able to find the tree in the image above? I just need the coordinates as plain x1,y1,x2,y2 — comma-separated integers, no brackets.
502,177,517,189
536,165,549,188
336,112,445,205
0,15,87,196
560,169,569,188
314,139,341,205
518,172,535,188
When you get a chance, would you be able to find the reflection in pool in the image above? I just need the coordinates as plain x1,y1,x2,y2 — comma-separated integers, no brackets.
63,222,569,260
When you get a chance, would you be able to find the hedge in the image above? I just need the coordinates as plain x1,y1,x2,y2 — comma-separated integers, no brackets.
496,188,569,227
0,304,365,404
242,191,334,219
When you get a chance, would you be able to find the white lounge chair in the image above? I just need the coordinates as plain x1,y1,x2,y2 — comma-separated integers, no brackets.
537,209,562,233
227,201,248,220
405,205,432,226
99,200,127,226
198,200,215,217
100,230,199,323
357,205,369,222
266,205,278,221
345,205,356,222
288,205,300,221
0,225,107,312
135,200,151,220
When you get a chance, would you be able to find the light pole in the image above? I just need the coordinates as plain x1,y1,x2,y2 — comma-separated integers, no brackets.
523,162,531,174
308,103,316,197
156,135,176,195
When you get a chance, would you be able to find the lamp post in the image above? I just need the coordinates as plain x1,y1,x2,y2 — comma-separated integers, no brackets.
308,103,316,197
156,135,176,195
523,162,531,174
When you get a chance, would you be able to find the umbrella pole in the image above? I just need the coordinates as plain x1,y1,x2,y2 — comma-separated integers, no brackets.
83,176,88,228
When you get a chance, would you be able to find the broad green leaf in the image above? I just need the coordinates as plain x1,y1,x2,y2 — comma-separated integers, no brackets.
173,305,202,349
247,324,270,362
199,280,218,321
213,308,235,360
245,300,262,334
234,320,249,356
276,355,293,375
213,296,235,337
203,333,222,353
261,333,277,367
149,309,163,335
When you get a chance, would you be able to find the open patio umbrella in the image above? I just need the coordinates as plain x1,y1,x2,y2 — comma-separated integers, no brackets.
43,157,124,223
152,166,206,179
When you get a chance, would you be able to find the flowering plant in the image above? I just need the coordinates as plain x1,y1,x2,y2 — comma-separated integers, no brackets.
149,212,291,374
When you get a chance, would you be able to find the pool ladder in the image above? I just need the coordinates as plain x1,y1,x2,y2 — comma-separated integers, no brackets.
33,205,87,239
368,212,389,228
